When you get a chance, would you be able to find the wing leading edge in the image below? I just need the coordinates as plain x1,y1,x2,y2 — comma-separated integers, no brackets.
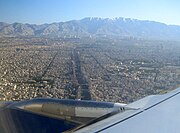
0,88,180,133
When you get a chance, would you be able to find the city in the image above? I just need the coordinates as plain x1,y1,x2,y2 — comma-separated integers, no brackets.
0,37,179,103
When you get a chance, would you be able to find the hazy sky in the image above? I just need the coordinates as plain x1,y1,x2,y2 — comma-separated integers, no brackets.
0,0,180,25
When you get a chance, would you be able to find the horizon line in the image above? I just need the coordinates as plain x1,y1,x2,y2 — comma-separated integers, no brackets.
1,17,179,26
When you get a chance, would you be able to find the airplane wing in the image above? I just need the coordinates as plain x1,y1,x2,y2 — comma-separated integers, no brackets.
0,88,180,133
75,88,180,133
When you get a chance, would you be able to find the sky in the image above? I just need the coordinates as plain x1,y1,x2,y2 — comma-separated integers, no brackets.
0,0,180,25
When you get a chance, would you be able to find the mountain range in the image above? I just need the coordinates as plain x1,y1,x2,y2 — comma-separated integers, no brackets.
0,17,180,41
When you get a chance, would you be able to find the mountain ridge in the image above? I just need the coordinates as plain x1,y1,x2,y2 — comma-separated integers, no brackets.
0,17,180,41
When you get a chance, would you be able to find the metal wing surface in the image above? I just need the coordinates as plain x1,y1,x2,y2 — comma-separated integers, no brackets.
1,88,180,133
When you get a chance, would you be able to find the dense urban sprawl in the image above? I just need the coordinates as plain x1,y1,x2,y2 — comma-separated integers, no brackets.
0,37,179,103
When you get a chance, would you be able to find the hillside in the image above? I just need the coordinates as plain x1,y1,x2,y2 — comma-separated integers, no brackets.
0,17,180,41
